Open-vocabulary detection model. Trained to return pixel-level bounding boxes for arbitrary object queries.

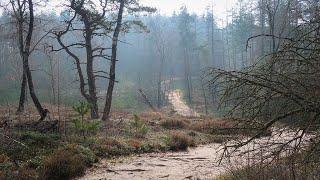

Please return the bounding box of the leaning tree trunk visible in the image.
[102,0,125,121]
[22,0,47,121]
[23,54,47,120]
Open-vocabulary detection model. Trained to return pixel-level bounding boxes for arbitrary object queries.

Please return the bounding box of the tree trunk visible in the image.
[23,54,47,120]
[138,89,157,112]
[26,0,46,120]
[15,0,47,120]
[184,48,192,105]
[102,0,125,121]
[201,81,208,115]
[157,57,164,108]
[259,0,266,57]
[157,72,162,108]
[84,20,99,119]
[17,72,27,113]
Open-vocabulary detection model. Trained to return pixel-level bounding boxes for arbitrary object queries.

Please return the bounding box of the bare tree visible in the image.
[3,0,48,120]
[148,16,172,109]
[101,0,125,121]
[101,0,155,121]
[177,7,195,105]
[53,0,111,119]
[208,1,320,159]
[53,0,154,120]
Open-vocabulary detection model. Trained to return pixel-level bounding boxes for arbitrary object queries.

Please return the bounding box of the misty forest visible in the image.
[0,0,319,179]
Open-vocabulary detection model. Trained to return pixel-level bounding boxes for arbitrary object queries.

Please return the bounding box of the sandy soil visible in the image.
[167,90,199,117]
[80,144,226,180]
[79,90,310,180]
[79,130,309,180]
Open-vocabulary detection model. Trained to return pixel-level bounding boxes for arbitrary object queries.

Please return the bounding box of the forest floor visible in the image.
[80,129,308,180]
[80,89,226,179]
[0,89,302,179]
[79,89,310,180]
[0,89,237,180]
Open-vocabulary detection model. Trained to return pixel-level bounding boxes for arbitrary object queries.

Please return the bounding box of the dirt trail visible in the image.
[80,90,225,180]
[80,130,309,180]
[79,90,309,180]
[167,90,199,117]
[161,79,199,117]
[80,144,226,180]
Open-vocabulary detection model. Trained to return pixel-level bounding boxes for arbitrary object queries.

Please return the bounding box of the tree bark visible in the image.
[16,0,26,114]
[26,0,47,120]
[54,0,106,119]
[17,72,27,113]
[102,0,125,121]
[183,48,192,105]
[23,54,47,119]
[84,18,99,119]
[157,57,164,108]
[14,0,47,120]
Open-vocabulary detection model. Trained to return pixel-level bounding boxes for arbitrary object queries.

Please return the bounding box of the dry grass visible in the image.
[0,167,38,180]
[0,105,250,179]
[41,149,86,180]
[90,138,132,158]
[160,118,190,129]
[166,130,195,151]
[218,154,320,180]
[192,119,236,135]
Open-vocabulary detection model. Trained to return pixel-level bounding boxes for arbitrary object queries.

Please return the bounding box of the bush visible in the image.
[161,119,188,129]
[0,167,38,180]
[0,131,61,163]
[72,119,102,136]
[0,153,14,171]
[41,149,86,180]
[20,131,61,148]
[72,101,102,138]
[164,131,195,151]
[191,119,257,136]
[192,119,232,135]
[64,144,98,166]
[91,138,132,158]
[0,154,11,163]
[127,114,149,138]
[218,152,320,180]
[127,139,143,150]
[26,156,43,169]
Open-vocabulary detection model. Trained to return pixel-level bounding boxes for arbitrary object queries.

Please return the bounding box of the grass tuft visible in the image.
[164,131,195,151]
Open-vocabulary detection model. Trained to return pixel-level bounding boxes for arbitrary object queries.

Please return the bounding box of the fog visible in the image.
[0,0,320,179]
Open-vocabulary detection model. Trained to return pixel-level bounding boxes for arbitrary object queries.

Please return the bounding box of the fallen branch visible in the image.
[138,88,158,112]
[116,168,148,172]
[1,132,28,149]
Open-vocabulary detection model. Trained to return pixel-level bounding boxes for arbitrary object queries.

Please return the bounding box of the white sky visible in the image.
[1,0,237,27]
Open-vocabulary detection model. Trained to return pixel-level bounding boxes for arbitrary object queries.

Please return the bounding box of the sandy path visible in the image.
[79,131,309,180]
[80,144,226,180]
[79,90,224,180]
[161,78,199,117]
[167,90,199,117]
